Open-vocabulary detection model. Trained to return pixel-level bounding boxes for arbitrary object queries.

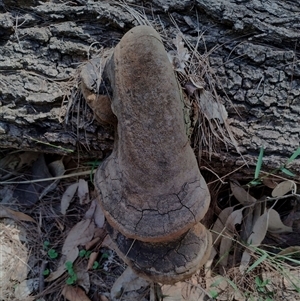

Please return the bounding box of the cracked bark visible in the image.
[1,0,300,177]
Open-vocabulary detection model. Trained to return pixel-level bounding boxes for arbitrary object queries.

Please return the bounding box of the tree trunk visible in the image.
[1,0,299,178]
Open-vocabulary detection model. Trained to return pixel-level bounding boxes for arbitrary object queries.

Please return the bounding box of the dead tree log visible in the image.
[0,0,299,178]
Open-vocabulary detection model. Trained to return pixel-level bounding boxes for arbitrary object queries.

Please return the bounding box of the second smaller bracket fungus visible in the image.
[107,222,212,284]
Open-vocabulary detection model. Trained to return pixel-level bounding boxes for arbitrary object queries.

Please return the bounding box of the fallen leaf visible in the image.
[230,181,257,205]
[276,246,300,257]
[62,219,95,255]
[61,183,79,215]
[211,207,234,247]
[268,209,293,233]
[262,177,279,189]
[247,211,268,246]
[101,235,115,251]
[85,237,101,250]
[78,179,90,205]
[0,205,36,223]
[111,267,149,300]
[239,211,269,273]
[219,234,233,267]
[271,180,296,197]
[87,251,99,270]
[39,158,65,199]
[94,202,105,228]
[62,285,91,301]
[84,199,97,219]
[239,250,251,274]
[219,209,244,267]
[169,33,190,72]
[48,159,65,177]
[14,278,39,300]
[225,208,244,233]
[198,90,228,124]
[76,261,91,293]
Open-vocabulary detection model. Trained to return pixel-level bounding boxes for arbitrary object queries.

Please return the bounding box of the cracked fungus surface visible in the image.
[95,26,210,243]
[95,152,210,243]
[107,222,211,283]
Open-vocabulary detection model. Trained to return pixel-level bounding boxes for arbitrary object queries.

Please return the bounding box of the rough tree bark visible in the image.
[0,0,299,178]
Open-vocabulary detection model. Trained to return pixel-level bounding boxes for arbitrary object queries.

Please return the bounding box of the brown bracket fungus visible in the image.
[82,26,212,284]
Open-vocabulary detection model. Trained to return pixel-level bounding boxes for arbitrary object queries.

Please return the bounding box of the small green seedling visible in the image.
[248,146,300,187]
[92,261,99,269]
[47,249,58,259]
[209,289,219,299]
[255,276,269,293]
[43,241,50,250]
[65,261,77,285]
[78,249,92,259]
[43,269,50,276]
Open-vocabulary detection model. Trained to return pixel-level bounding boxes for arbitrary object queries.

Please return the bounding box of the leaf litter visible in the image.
[1,7,300,301]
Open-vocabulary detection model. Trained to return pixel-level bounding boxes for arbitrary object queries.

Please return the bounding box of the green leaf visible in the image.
[79,250,87,257]
[47,249,58,259]
[93,261,99,269]
[255,147,264,179]
[65,261,73,269]
[287,147,300,164]
[85,250,92,259]
[281,167,296,177]
[66,277,75,285]
[43,269,50,276]
[209,289,219,299]
[43,241,50,250]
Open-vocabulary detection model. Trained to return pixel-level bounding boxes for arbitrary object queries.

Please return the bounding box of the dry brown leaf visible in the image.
[78,179,90,205]
[0,152,39,176]
[61,183,79,215]
[39,158,65,199]
[262,177,279,189]
[87,251,99,270]
[219,209,244,267]
[48,159,65,177]
[84,198,97,219]
[198,90,227,124]
[205,249,218,298]
[225,208,244,233]
[211,207,234,247]
[85,237,101,250]
[0,205,36,223]
[247,211,268,246]
[94,202,105,228]
[14,278,39,300]
[101,235,115,250]
[111,267,149,300]
[62,285,91,301]
[268,209,293,233]
[62,219,95,255]
[239,250,251,274]
[169,33,190,72]
[239,211,269,273]
[271,180,296,197]
[276,246,300,257]
[76,261,90,293]
[45,247,78,282]
[230,181,257,205]
[219,234,233,267]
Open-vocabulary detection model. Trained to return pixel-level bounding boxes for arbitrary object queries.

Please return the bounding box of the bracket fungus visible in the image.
[81,26,211,283]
